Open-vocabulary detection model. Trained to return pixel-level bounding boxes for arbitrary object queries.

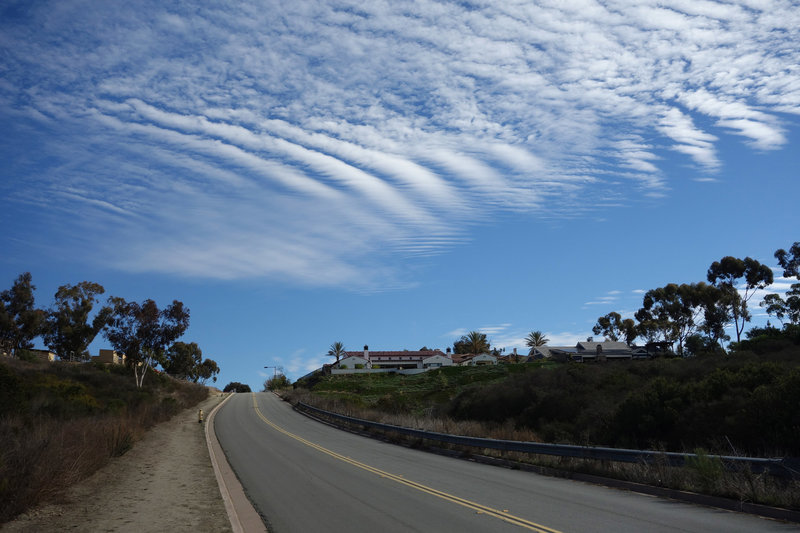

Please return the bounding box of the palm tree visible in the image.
[465,331,490,355]
[327,341,346,363]
[525,331,549,355]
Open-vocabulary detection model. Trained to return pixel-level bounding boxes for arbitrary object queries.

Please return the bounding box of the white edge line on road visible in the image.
[206,392,268,533]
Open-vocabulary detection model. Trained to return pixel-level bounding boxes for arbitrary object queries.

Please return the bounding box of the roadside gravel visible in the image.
[2,393,233,533]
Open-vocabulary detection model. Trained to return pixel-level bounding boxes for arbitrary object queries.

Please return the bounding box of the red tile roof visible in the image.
[344,349,447,359]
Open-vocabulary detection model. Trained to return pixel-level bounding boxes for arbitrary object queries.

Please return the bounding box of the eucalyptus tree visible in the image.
[163,341,218,384]
[163,341,202,379]
[104,297,190,388]
[43,281,111,361]
[761,292,800,325]
[775,242,800,279]
[707,256,774,342]
[699,284,733,349]
[524,331,549,355]
[0,272,45,356]
[762,242,800,326]
[327,341,346,363]
[635,283,711,356]
[592,312,638,345]
[194,358,220,385]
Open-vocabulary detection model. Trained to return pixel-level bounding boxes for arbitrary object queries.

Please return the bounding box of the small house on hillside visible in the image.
[335,354,369,370]
[92,349,126,365]
[450,353,474,366]
[631,346,650,359]
[531,340,636,362]
[575,341,633,361]
[25,349,57,362]
[527,345,566,360]
[529,345,577,362]
[469,353,498,366]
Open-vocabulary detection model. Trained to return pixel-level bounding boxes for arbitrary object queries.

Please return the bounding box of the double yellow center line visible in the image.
[251,394,562,533]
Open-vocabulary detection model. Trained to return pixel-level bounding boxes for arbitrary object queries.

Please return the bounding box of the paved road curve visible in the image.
[214,393,794,533]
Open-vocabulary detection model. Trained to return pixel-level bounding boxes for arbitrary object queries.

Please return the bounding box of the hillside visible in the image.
[293,348,800,457]
[0,356,209,523]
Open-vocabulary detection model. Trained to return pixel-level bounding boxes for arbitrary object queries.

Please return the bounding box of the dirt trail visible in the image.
[3,394,233,533]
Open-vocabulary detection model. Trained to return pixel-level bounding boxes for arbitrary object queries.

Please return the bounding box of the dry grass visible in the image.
[285,389,540,442]
[0,358,209,524]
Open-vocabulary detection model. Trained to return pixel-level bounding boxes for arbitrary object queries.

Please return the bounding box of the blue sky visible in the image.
[2,0,799,390]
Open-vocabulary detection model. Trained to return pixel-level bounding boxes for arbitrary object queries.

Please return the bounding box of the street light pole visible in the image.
[264,366,277,378]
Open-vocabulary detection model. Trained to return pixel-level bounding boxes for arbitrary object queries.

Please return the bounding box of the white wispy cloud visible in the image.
[1,0,798,286]
[583,290,624,306]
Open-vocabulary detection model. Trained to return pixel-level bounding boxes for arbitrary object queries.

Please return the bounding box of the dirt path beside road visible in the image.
[3,393,233,533]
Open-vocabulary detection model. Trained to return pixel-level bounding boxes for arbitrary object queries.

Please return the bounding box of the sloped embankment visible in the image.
[0,357,209,524]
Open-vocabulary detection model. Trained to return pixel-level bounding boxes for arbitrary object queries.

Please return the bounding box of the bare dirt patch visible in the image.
[2,394,232,533]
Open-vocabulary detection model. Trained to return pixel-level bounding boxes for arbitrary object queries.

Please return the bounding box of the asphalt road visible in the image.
[214,393,795,533]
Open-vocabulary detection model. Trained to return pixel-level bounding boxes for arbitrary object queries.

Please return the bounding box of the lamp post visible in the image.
[264,366,277,378]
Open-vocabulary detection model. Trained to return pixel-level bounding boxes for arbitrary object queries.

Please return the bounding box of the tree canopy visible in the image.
[0,273,45,356]
[264,373,291,391]
[635,283,713,355]
[763,242,800,326]
[42,281,111,361]
[163,341,219,384]
[592,313,637,345]
[775,242,800,279]
[707,256,773,343]
[194,358,220,385]
[104,297,190,387]
[593,250,783,355]
[223,382,251,393]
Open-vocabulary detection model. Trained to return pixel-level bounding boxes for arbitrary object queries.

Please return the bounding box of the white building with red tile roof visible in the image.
[331,345,453,374]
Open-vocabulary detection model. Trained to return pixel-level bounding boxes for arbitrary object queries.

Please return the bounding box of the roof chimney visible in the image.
[364,345,369,359]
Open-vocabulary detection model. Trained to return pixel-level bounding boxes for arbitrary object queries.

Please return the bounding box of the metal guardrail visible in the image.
[296,402,798,478]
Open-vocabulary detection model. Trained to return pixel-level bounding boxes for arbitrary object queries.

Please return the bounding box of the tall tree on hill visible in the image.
[707,256,774,343]
[761,291,800,326]
[635,283,710,356]
[164,341,220,384]
[524,331,549,355]
[195,358,220,385]
[699,284,733,350]
[327,341,346,363]
[763,242,800,325]
[775,242,800,279]
[223,382,251,393]
[454,331,490,355]
[0,272,45,356]
[592,312,638,345]
[42,281,111,361]
[104,297,190,388]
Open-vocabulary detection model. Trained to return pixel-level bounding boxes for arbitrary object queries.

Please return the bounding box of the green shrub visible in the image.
[160,396,179,416]
[16,350,39,363]
[223,381,251,393]
[686,449,725,493]
[0,363,24,416]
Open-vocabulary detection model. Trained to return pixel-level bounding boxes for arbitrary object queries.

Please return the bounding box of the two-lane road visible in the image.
[214,393,793,532]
